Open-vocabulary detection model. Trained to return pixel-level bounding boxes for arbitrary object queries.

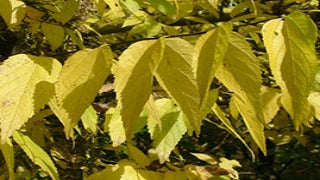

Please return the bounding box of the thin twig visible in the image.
[109,31,207,48]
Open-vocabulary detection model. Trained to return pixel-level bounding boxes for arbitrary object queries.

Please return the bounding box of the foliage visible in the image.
[0,0,320,179]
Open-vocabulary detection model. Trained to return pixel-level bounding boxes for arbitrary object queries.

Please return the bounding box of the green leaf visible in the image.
[212,104,255,160]
[155,38,201,134]
[194,23,232,106]
[86,160,163,180]
[53,0,80,24]
[0,140,15,179]
[114,39,164,137]
[263,12,318,129]
[0,54,61,142]
[261,86,281,124]
[49,45,113,138]
[81,106,98,135]
[149,0,176,17]
[216,33,266,154]
[13,131,59,180]
[42,23,65,51]
[148,99,187,164]
[0,0,26,27]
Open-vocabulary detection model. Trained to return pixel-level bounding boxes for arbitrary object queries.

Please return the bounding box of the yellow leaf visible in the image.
[308,92,320,120]
[216,32,266,154]
[185,164,228,179]
[263,12,318,129]
[86,160,162,180]
[127,143,152,167]
[0,54,61,142]
[262,19,286,89]
[0,140,14,179]
[53,0,80,24]
[0,0,26,27]
[229,96,239,119]
[164,170,187,180]
[219,158,241,179]
[81,106,98,135]
[42,23,65,51]
[191,153,218,165]
[207,0,219,9]
[26,6,44,21]
[261,86,281,124]
[174,0,194,21]
[145,96,162,131]
[50,45,113,138]
[149,0,176,17]
[106,106,126,146]
[155,38,201,134]
[200,89,218,119]
[212,104,255,160]
[148,98,187,164]
[114,39,164,137]
[13,132,59,180]
[194,23,232,106]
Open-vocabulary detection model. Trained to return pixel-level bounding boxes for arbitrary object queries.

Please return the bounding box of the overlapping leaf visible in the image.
[0,0,26,27]
[13,132,59,180]
[262,12,318,129]
[0,54,61,142]
[50,45,112,137]
[194,23,232,106]
[216,33,266,154]
[155,38,201,134]
[148,99,187,163]
[114,39,164,137]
